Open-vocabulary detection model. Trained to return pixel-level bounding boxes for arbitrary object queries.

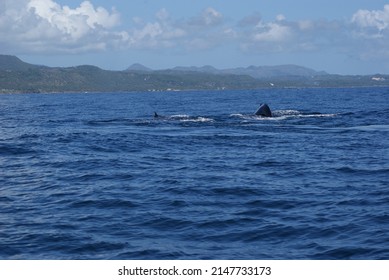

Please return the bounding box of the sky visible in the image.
[1,0,389,74]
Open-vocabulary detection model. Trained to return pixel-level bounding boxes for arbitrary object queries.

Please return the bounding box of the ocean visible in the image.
[0,87,388,259]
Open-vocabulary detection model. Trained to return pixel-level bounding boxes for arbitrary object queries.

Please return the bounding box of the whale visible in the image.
[254,103,272,117]
[154,104,273,119]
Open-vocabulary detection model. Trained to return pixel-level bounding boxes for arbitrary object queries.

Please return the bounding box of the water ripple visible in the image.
[1,88,388,259]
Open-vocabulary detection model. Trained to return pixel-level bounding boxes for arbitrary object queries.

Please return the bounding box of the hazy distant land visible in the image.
[1,55,388,93]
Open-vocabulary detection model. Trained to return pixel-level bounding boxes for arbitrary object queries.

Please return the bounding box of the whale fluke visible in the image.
[255,104,272,117]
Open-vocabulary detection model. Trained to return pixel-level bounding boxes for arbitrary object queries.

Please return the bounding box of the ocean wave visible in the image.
[230,110,336,121]
[180,117,214,122]
[2,88,388,260]
[154,114,214,122]
[341,125,389,132]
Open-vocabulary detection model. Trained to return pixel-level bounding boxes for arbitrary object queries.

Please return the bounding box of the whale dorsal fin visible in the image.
[255,104,272,117]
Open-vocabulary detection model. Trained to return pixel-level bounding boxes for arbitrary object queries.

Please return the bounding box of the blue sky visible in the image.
[1,0,389,74]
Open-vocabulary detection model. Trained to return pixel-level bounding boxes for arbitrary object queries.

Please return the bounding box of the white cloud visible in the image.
[122,9,186,49]
[253,22,292,42]
[349,5,389,61]
[202,7,223,26]
[239,13,352,55]
[0,0,120,52]
[352,4,389,31]
[1,1,389,66]
[237,15,297,53]
[0,2,345,55]
[0,3,227,53]
[185,7,224,28]
[121,7,225,50]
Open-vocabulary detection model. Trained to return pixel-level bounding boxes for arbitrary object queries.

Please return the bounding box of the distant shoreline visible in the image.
[2,85,389,95]
[1,54,389,93]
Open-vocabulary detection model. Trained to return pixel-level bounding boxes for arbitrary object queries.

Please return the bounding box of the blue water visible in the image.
[0,88,388,260]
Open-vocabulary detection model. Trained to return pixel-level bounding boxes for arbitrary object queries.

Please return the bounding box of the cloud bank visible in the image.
[1,0,389,62]
[0,0,120,52]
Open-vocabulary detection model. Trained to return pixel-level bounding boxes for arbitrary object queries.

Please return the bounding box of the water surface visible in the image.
[0,87,388,259]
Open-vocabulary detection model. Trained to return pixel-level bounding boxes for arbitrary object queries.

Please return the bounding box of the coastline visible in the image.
[1,55,389,94]
[1,84,389,94]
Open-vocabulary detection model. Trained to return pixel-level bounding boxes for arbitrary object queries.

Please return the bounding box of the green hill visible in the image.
[0,56,264,93]
[0,55,41,71]
[1,55,388,93]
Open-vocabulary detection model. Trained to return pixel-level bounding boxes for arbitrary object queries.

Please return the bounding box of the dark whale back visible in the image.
[255,104,272,117]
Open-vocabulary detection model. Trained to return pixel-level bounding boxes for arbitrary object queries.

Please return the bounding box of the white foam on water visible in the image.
[181,117,214,123]
[170,114,190,119]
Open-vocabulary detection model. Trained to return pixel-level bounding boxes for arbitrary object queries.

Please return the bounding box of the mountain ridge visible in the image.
[126,63,152,72]
[169,64,328,79]
[127,63,327,79]
[1,54,388,93]
[0,55,42,71]
[0,54,330,79]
